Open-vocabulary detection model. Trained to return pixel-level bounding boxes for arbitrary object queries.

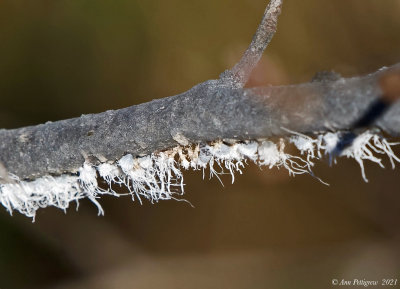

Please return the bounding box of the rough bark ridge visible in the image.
[0,0,399,181]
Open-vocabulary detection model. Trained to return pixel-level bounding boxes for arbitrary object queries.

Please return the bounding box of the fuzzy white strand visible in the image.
[0,130,398,220]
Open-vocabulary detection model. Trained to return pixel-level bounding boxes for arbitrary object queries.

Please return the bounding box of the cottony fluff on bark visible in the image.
[0,130,398,220]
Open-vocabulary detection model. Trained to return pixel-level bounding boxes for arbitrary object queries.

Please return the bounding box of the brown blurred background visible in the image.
[1,0,400,288]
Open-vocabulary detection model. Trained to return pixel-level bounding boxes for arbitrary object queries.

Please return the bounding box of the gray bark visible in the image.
[220,0,282,86]
[1,0,399,181]
[0,63,399,180]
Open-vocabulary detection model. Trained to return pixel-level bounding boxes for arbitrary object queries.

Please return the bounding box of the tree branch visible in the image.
[220,0,283,87]
[0,0,399,182]
[1,63,400,180]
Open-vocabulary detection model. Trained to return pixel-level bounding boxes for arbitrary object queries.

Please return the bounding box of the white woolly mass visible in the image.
[0,131,399,220]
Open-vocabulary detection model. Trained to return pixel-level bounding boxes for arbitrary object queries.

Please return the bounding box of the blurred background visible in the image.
[1,0,400,288]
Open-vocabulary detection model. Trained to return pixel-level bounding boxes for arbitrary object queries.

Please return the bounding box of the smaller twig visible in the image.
[220,0,283,87]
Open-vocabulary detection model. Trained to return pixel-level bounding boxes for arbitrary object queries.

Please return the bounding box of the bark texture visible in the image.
[1,0,399,181]
[0,63,399,180]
